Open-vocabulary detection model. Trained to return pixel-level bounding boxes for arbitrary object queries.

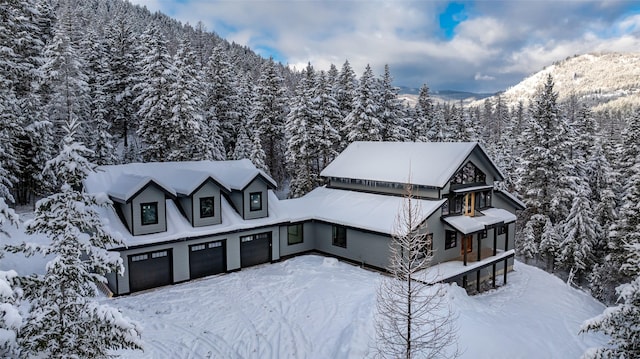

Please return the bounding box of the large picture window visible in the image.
[141,202,158,225]
[200,196,215,218]
[287,224,304,245]
[445,230,457,250]
[332,225,347,248]
[249,192,262,211]
[452,162,486,185]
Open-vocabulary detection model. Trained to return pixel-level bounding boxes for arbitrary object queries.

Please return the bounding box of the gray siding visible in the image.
[111,226,281,295]
[243,178,268,220]
[192,181,222,227]
[118,202,133,232]
[179,197,193,224]
[313,222,391,269]
[279,222,316,257]
[229,191,243,216]
[131,185,167,236]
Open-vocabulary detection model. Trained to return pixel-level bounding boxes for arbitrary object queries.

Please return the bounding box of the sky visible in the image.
[129,0,640,93]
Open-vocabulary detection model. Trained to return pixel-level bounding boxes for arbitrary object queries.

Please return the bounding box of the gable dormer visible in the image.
[175,175,230,227]
[108,175,176,236]
[227,173,277,220]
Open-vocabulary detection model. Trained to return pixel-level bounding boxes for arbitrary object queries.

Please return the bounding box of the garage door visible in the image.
[240,232,271,268]
[128,249,172,293]
[189,240,226,279]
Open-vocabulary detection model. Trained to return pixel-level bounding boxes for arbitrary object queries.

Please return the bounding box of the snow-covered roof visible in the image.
[320,141,503,188]
[85,159,276,201]
[442,208,517,234]
[100,191,286,249]
[107,174,176,202]
[280,187,445,235]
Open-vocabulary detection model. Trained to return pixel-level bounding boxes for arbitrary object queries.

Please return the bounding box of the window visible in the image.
[497,224,506,236]
[475,190,492,210]
[332,225,347,248]
[140,202,158,225]
[445,230,457,250]
[249,192,262,211]
[418,233,434,259]
[441,200,449,216]
[452,162,486,185]
[199,196,215,218]
[287,224,304,245]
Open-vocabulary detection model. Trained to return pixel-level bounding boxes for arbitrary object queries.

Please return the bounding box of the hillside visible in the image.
[472,52,640,112]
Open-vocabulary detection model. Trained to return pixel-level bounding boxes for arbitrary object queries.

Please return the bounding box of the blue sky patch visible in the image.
[439,2,469,39]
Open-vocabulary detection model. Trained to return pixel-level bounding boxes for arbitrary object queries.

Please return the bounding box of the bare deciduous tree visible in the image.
[375,183,459,359]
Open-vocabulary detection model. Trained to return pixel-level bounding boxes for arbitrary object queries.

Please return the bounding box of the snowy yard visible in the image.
[110,255,606,358]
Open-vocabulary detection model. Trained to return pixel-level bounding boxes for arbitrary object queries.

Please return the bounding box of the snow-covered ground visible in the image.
[108,255,606,359]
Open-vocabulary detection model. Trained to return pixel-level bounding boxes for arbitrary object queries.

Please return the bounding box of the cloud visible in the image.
[129,0,640,93]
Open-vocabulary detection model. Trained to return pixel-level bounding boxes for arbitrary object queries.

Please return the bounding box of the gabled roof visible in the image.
[107,174,176,203]
[320,141,504,188]
[85,159,277,200]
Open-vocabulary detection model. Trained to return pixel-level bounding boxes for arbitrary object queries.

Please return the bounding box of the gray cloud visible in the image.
[130,0,640,93]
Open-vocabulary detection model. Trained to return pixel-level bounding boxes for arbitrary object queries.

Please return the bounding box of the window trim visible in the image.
[140,202,159,226]
[445,230,457,250]
[199,196,215,218]
[249,192,262,212]
[332,225,347,248]
[287,223,304,245]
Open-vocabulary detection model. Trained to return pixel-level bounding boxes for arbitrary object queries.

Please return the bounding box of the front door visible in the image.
[461,235,473,256]
[463,193,475,216]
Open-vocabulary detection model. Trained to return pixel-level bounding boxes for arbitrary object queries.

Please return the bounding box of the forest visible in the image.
[1,0,639,357]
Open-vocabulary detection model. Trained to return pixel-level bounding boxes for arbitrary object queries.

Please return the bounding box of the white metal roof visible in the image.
[281,187,445,235]
[320,141,502,188]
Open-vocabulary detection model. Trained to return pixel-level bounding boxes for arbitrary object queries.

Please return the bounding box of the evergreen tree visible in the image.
[105,16,139,161]
[166,36,214,161]
[344,64,382,142]
[249,131,269,174]
[315,70,341,171]
[134,23,175,162]
[559,184,600,283]
[19,118,142,358]
[378,64,408,142]
[413,84,434,142]
[205,44,241,154]
[250,57,287,181]
[232,118,252,161]
[286,65,318,198]
[539,215,560,272]
[336,60,357,149]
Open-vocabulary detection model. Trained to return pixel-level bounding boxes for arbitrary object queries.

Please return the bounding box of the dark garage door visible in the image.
[240,232,271,268]
[128,249,172,293]
[189,240,226,279]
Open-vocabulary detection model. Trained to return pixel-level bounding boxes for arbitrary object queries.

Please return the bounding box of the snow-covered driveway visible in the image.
[112,255,606,358]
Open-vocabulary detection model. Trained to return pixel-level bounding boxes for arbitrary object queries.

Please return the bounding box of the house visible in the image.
[84,142,524,296]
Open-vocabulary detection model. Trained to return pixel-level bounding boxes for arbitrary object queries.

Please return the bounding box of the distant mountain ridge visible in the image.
[472,52,640,112]
[398,87,494,107]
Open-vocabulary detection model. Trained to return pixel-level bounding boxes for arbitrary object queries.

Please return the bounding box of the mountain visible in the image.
[398,88,495,107]
[471,52,640,112]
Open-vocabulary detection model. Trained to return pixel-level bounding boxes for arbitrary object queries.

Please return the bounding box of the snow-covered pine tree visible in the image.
[344,64,382,143]
[0,151,20,356]
[375,183,458,358]
[335,60,357,150]
[558,183,600,284]
[250,57,287,181]
[378,64,408,142]
[314,70,341,171]
[166,36,213,161]
[413,84,434,142]
[232,117,252,161]
[40,3,90,143]
[519,219,539,264]
[205,43,241,154]
[105,16,140,160]
[134,23,175,162]
[249,131,269,174]
[581,232,640,358]
[19,118,142,358]
[539,215,560,272]
[286,64,318,198]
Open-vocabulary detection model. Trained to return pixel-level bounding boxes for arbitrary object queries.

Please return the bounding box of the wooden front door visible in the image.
[461,235,473,255]
[463,193,475,216]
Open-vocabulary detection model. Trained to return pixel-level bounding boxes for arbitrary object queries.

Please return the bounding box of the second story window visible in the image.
[452,162,486,186]
[249,192,262,211]
[141,202,158,225]
[200,197,215,218]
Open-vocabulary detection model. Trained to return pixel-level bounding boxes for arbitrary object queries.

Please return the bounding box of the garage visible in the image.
[189,240,226,279]
[128,249,173,293]
[240,232,272,268]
